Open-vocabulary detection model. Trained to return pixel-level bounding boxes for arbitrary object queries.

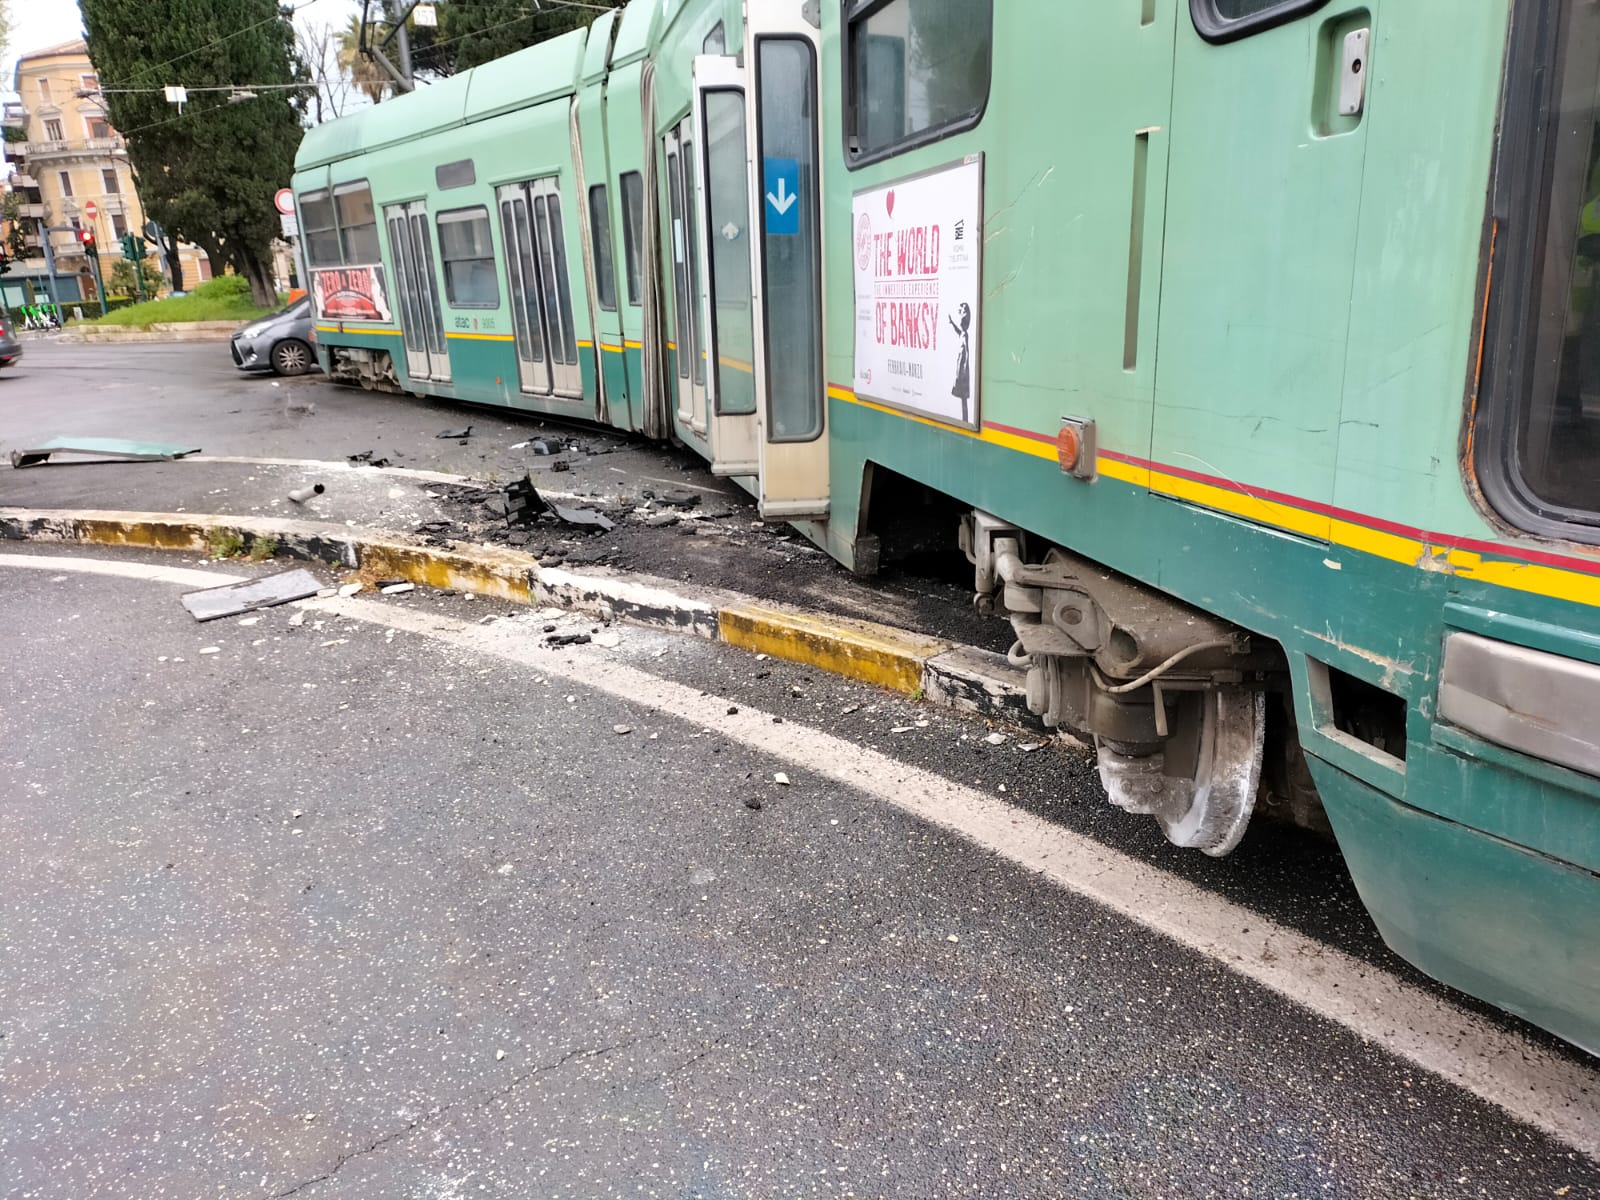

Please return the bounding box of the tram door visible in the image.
[384,201,450,383]
[497,179,584,399]
[691,54,760,477]
[745,1,829,520]
[664,121,709,433]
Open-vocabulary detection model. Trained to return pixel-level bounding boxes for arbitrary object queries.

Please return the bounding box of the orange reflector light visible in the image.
[1057,417,1098,481]
[1057,425,1081,473]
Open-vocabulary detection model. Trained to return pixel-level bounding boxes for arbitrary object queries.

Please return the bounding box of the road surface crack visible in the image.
[270,1038,640,1197]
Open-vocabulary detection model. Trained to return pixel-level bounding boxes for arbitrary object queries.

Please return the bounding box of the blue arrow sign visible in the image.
[763,157,800,236]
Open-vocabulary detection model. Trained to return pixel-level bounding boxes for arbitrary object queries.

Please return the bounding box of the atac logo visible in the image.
[855,211,872,272]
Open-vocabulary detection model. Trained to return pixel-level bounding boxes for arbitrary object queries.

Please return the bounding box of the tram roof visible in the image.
[295,28,590,171]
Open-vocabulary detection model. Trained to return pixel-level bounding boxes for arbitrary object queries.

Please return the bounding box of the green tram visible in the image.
[294,0,1600,1053]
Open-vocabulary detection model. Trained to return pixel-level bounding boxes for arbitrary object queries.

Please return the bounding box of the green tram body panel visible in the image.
[294,0,1600,1052]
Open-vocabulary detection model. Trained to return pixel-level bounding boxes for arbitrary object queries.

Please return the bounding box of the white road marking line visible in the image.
[0,553,247,589]
[8,550,1599,1157]
[187,455,608,505]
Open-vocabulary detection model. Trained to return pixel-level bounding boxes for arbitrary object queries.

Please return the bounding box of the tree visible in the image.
[298,20,353,122]
[108,253,166,298]
[1,191,32,263]
[79,0,308,307]
[336,15,391,105]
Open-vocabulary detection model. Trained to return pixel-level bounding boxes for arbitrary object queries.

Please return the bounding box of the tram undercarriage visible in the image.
[962,510,1308,857]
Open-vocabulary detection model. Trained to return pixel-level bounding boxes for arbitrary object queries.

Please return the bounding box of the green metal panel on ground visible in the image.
[1154,3,1379,510]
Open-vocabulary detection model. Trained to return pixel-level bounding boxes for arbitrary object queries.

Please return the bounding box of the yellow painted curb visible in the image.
[718,603,950,695]
[0,509,535,605]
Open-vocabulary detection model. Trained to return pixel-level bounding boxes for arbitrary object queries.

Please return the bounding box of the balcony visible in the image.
[16,202,45,219]
[22,136,125,161]
[11,174,37,190]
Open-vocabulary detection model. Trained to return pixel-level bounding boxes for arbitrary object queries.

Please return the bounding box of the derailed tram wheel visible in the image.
[1096,687,1266,858]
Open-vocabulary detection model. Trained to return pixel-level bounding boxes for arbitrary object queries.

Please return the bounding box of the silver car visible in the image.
[230,296,317,376]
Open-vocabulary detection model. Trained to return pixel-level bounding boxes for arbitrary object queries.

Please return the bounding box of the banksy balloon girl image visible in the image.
[851,156,984,430]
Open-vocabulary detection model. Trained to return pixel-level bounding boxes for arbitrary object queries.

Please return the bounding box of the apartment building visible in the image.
[2,39,208,305]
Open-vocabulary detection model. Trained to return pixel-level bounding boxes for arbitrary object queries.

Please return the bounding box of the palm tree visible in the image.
[336,14,391,106]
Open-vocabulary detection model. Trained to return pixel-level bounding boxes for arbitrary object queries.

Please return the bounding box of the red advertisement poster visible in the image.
[312,265,392,323]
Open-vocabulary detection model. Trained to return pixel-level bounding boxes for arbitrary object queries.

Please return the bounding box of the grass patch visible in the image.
[209,528,246,559]
[247,535,279,562]
[86,276,278,329]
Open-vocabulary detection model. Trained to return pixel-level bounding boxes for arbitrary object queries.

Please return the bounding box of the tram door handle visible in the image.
[1338,28,1370,117]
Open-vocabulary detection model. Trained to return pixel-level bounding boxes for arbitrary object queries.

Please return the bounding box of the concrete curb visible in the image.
[0,505,1049,735]
[58,322,239,345]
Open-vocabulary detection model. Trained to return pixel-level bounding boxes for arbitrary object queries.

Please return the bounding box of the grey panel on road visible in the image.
[180,567,321,621]
[10,436,201,468]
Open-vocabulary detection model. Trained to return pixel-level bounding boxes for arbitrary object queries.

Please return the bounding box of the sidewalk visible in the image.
[0,344,1042,734]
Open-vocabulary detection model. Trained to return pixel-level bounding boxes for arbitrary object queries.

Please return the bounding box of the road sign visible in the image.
[274,188,295,216]
[763,157,800,237]
[83,201,98,221]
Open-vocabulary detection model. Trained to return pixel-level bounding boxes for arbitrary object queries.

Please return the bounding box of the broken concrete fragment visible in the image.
[337,582,362,597]
[180,567,323,622]
[985,732,1007,746]
[774,772,790,786]
[436,425,473,439]
[381,582,415,595]
[613,724,633,735]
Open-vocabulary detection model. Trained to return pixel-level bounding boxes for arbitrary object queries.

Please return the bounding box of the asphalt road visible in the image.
[0,339,998,647]
[2,544,1597,1199]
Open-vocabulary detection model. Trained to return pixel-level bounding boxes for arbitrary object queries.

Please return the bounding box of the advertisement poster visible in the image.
[312,265,391,323]
[852,156,983,429]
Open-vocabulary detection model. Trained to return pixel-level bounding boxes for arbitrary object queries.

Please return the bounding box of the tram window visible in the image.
[704,23,726,55]
[301,190,340,267]
[757,37,823,441]
[1190,0,1332,43]
[334,183,380,263]
[844,0,992,165]
[589,184,618,312]
[436,207,499,308]
[619,171,644,306]
[435,159,476,190]
[1488,0,1600,529]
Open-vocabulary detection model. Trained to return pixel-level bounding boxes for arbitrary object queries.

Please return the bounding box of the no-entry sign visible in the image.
[274,188,295,216]
[83,200,98,221]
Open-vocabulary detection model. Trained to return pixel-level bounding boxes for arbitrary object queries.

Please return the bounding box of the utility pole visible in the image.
[365,0,416,94]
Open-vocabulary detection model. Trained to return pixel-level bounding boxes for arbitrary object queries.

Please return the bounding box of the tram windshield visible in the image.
[1519,1,1600,519]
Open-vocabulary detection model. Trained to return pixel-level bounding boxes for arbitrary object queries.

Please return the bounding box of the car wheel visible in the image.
[271,338,313,376]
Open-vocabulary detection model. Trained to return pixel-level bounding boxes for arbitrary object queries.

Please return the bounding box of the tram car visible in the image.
[293,0,1600,1053]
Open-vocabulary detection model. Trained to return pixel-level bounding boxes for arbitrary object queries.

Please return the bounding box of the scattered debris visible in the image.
[288,483,325,503]
[774,772,790,786]
[11,436,201,469]
[381,582,415,595]
[985,732,1006,746]
[643,487,701,509]
[321,639,348,648]
[613,724,633,735]
[947,934,960,944]
[509,441,529,451]
[288,610,307,627]
[437,425,473,440]
[744,797,763,811]
[346,450,391,467]
[841,704,860,715]
[180,567,322,622]
[726,706,739,716]
[530,439,552,455]
[891,725,916,734]
[1018,741,1046,753]
[547,632,591,647]
[591,631,622,648]
[337,582,363,598]
[496,1049,507,1061]
[199,646,221,655]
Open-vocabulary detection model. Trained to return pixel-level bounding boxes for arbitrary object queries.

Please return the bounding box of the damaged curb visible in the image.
[0,505,1049,735]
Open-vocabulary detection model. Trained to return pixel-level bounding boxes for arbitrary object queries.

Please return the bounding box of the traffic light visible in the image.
[120,232,140,261]
[78,228,98,257]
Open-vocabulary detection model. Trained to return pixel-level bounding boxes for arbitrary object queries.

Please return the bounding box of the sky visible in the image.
[4,0,367,90]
